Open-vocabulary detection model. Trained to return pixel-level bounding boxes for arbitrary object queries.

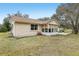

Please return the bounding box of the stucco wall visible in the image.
[14,23,41,37]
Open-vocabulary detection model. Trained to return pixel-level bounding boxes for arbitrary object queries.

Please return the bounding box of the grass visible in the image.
[0,32,79,56]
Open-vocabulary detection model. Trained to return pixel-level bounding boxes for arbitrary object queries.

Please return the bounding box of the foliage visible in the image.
[51,14,59,20]
[38,17,51,21]
[3,17,11,31]
[56,3,79,34]
[14,11,29,18]
[0,25,8,32]
[14,11,22,17]
[0,17,11,32]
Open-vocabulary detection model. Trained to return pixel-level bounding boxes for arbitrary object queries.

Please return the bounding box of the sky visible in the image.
[0,3,60,23]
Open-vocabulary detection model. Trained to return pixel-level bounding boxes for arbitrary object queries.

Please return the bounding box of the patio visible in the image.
[41,32,70,36]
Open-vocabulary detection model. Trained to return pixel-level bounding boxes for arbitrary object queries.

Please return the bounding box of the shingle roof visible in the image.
[10,16,58,25]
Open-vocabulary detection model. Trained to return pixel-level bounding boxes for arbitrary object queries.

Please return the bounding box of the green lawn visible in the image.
[0,32,79,56]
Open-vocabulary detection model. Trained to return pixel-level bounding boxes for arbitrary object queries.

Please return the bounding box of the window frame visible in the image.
[31,24,38,30]
[45,28,48,32]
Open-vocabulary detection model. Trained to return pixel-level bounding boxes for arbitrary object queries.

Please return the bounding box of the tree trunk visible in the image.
[73,26,78,34]
[73,14,79,34]
[74,29,78,34]
[70,16,79,34]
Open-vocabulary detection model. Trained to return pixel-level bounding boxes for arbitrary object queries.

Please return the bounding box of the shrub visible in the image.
[0,25,8,32]
[37,32,42,35]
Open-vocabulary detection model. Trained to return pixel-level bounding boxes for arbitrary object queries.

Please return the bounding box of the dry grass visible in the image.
[0,32,79,56]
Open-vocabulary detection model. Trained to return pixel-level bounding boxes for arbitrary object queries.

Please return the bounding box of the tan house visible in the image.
[9,16,59,37]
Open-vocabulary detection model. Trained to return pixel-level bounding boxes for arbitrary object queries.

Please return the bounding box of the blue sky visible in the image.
[0,3,60,23]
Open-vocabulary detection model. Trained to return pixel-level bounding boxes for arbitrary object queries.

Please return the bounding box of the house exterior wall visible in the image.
[13,23,41,37]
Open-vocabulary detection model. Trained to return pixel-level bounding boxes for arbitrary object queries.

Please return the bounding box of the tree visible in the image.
[23,14,29,18]
[51,14,59,20]
[3,17,11,31]
[56,3,79,34]
[14,11,22,17]
[0,25,8,32]
[38,17,50,21]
